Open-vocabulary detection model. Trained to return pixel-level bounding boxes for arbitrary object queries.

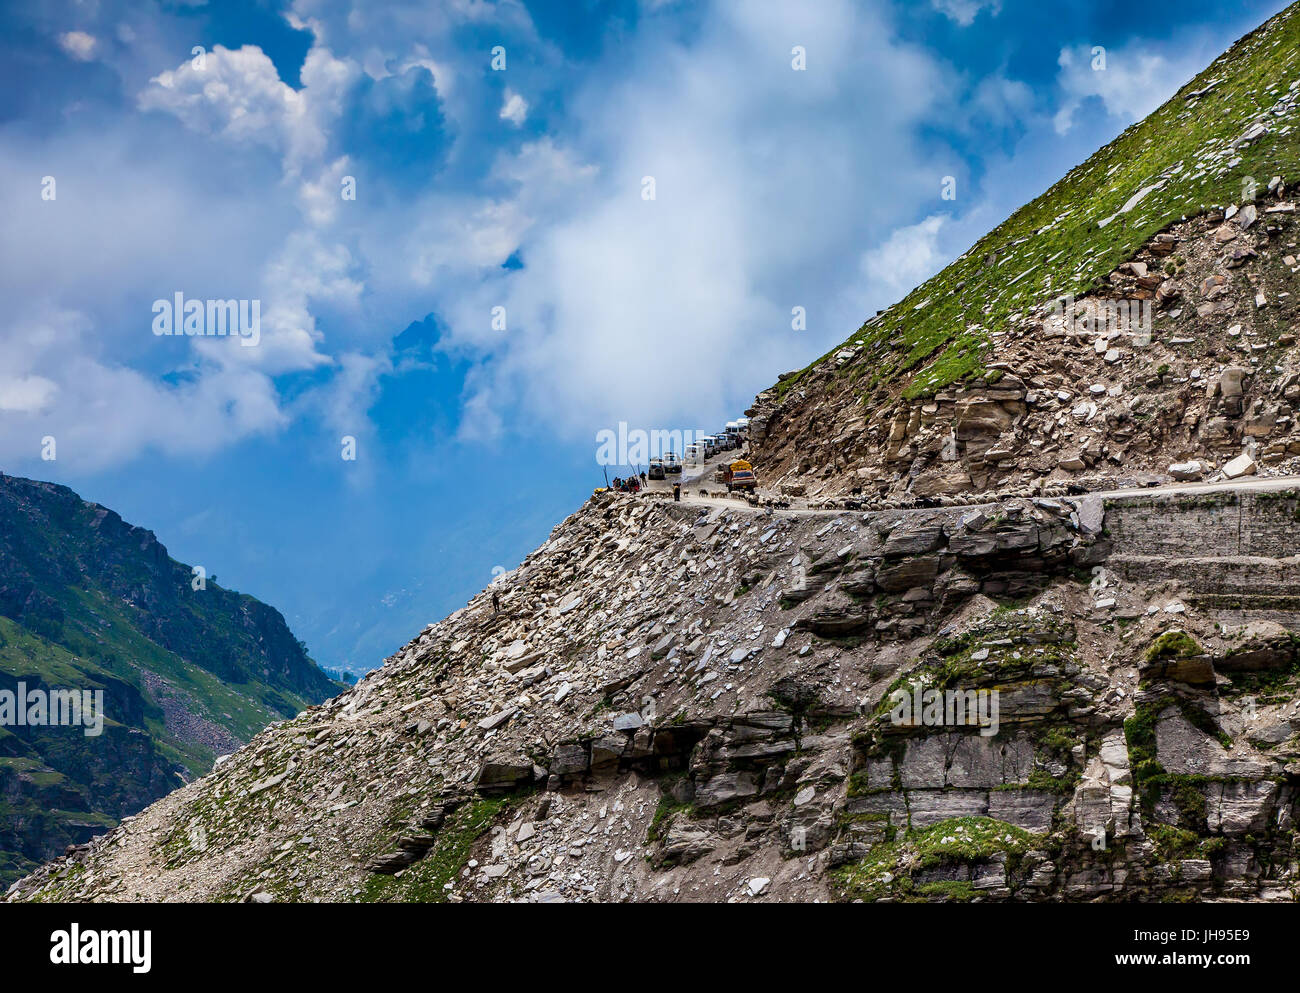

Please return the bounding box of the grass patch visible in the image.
[833,816,1041,902]
[772,7,1300,401]
[1144,631,1203,664]
[357,798,506,903]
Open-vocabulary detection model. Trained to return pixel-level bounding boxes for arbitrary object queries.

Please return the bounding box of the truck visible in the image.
[721,459,757,492]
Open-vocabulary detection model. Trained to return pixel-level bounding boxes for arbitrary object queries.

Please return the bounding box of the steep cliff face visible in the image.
[0,473,341,883]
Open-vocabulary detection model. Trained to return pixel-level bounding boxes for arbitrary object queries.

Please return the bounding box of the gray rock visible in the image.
[476,760,533,791]
[478,707,517,731]
[693,770,760,809]
[660,820,716,865]
[1223,453,1256,479]
[613,712,644,732]
[550,743,590,777]
[590,735,626,768]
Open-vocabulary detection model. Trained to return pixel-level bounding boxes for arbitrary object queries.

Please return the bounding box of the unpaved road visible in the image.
[634,448,1300,519]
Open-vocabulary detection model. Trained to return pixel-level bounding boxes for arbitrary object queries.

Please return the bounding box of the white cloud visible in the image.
[970,73,1034,129]
[456,378,504,443]
[1053,42,1205,134]
[57,31,98,61]
[432,0,961,437]
[859,214,948,302]
[499,88,528,126]
[0,305,286,471]
[200,230,361,375]
[139,45,328,173]
[0,374,58,413]
[2,0,1037,470]
[930,0,1000,27]
[296,155,354,226]
[285,0,548,127]
[297,350,393,467]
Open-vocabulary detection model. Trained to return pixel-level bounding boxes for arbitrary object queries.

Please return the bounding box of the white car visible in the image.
[684,443,705,464]
[663,452,682,473]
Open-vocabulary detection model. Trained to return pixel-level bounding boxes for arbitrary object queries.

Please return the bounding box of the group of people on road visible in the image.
[611,473,646,493]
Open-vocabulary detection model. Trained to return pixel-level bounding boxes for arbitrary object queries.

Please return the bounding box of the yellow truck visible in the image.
[721,459,757,493]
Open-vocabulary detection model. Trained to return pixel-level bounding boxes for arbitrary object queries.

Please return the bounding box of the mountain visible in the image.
[11,4,1300,903]
[0,472,342,884]
[747,4,1300,501]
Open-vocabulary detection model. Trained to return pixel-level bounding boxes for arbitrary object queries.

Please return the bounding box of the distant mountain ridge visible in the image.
[0,472,342,883]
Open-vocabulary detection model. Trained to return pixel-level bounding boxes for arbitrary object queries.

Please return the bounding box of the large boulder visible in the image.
[793,592,871,636]
[1214,621,1296,671]
[876,556,941,592]
[475,760,533,792]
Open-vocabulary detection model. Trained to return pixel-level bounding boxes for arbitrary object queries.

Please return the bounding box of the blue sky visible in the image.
[0,0,1287,674]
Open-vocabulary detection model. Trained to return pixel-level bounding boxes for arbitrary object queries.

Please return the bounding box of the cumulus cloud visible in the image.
[0,0,1040,470]
[0,304,285,471]
[57,30,97,60]
[859,214,949,302]
[499,88,528,126]
[197,230,356,375]
[0,374,58,413]
[432,0,962,438]
[1053,42,1205,134]
[296,351,394,474]
[0,111,307,469]
[139,45,328,172]
[969,73,1035,129]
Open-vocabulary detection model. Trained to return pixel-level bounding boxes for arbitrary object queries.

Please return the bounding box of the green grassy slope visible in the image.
[778,3,1300,403]
[0,473,344,883]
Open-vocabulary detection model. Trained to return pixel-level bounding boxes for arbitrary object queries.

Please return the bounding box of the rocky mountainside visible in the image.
[748,3,1300,503]
[10,6,1300,904]
[0,473,341,884]
[10,485,1300,903]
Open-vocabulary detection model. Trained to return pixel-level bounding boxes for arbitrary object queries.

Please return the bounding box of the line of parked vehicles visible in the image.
[647,418,749,480]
